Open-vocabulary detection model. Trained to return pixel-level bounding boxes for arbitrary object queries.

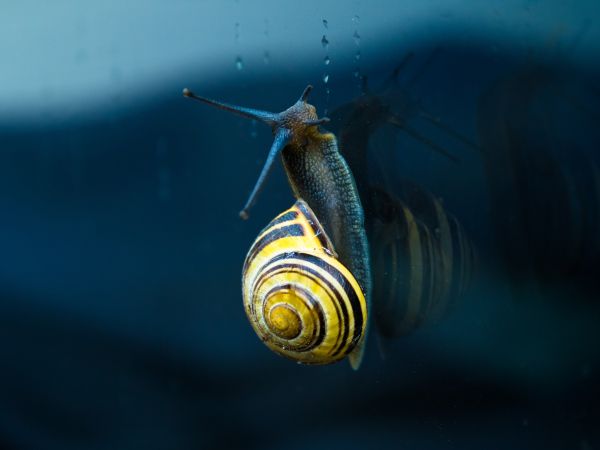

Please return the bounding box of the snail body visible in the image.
[280,127,371,319]
[183,86,371,369]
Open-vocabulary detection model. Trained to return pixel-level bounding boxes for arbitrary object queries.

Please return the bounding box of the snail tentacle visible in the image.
[239,128,292,220]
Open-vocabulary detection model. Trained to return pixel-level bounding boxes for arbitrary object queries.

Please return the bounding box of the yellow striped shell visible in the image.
[242,200,368,365]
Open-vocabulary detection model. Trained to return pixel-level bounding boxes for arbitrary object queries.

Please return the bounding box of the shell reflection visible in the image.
[331,52,477,340]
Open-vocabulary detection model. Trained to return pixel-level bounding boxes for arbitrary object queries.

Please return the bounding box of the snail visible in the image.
[182,73,476,366]
[183,85,371,369]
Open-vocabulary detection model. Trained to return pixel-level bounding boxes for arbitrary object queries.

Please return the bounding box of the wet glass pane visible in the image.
[1,1,599,449]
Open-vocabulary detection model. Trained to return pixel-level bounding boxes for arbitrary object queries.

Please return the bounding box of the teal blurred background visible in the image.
[0,1,599,449]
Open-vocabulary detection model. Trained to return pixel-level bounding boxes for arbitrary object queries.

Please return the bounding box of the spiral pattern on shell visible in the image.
[242,200,367,365]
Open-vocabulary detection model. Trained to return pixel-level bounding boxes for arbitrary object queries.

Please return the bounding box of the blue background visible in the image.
[1,1,599,449]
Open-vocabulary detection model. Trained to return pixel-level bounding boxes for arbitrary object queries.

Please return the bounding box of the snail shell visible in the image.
[242,200,367,365]
[370,186,476,337]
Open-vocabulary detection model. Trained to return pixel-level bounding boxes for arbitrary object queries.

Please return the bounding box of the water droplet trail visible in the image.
[235,56,244,70]
[352,15,362,87]
[263,18,270,65]
[321,19,331,114]
[234,21,243,71]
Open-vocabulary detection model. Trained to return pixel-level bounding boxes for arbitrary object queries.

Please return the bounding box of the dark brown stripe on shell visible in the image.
[269,210,299,227]
[263,283,325,352]
[244,224,305,272]
[287,252,363,356]
[252,261,342,353]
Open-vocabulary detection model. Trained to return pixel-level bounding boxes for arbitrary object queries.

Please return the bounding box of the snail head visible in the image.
[183,85,329,219]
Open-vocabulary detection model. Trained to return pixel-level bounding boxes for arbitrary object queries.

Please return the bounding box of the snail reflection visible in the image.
[329,54,477,338]
[182,60,476,367]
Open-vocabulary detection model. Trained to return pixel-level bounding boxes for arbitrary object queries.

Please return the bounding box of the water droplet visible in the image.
[321,35,329,48]
[352,15,360,24]
[234,22,240,41]
[353,30,361,45]
[354,51,361,62]
[322,19,328,29]
[353,70,360,78]
[323,74,329,84]
[250,120,258,138]
[324,55,330,65]
[263,51,270,64]
[235,56,243,70]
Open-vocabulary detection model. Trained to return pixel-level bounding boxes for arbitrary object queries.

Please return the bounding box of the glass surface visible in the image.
[1,1,598,449]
